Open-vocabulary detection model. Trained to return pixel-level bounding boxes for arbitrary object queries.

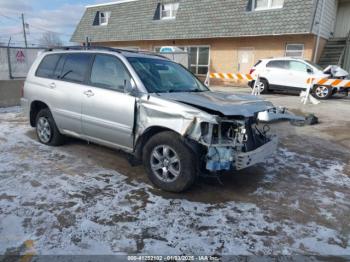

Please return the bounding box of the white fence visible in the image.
[0,46,45,80]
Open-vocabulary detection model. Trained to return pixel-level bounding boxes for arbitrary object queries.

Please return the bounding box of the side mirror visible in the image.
[124,79,136,94]
[307,68,313,74]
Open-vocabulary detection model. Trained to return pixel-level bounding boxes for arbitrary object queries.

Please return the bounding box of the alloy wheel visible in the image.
[315,86,329,98]
[256,81,265,92]
[37,117,51,143]
[150,145,181,183]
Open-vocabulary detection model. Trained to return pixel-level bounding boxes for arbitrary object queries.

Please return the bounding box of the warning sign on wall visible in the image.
[16,50,25,63]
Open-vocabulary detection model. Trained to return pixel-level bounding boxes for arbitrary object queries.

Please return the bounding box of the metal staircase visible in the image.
[318,37,347,68]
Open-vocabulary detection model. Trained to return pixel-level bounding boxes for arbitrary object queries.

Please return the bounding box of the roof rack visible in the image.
[45,45,121,53]
[44,45,169,59]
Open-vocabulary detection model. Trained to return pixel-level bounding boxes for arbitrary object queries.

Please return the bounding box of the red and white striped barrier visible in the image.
[307,78,350,88]
[209,73,254,81]
[205,72,262,96]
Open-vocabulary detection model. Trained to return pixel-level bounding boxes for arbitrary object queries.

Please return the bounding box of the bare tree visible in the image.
[39,32,63,47]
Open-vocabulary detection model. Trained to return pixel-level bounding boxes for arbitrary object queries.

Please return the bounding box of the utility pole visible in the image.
[21,13,28,48]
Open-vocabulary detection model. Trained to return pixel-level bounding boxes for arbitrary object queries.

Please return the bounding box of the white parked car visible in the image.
[248,57,349,99]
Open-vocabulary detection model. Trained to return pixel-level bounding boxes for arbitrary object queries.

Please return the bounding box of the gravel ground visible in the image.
[0,89,349,258]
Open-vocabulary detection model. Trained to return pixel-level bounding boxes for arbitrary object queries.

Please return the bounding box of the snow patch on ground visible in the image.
[0,109,349,256]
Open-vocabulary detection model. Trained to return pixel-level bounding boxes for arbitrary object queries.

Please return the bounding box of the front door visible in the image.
[82,54,136,150]
[238,48,255,74]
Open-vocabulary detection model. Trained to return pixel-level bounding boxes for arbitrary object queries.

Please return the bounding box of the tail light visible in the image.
[249,69,255,75]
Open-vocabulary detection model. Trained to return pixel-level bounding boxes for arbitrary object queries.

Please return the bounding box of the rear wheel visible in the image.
[142,131,197,192]
[312,85,333,100]
[35,108,65,146]
[251,79,269,94]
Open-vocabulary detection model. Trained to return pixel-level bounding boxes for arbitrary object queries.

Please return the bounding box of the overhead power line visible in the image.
[0,12,21,22]
[0,12,72,37]
[28,24,72,37]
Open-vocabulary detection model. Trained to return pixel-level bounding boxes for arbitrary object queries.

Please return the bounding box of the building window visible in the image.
[285,44,304,58]
[154,46,210,75]
[252,0,284,11]
[161,3,179,19]
[99,11,111,25]
[189,46,210,75]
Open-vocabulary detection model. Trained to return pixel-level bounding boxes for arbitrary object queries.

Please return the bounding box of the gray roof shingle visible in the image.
[71,0,315,43]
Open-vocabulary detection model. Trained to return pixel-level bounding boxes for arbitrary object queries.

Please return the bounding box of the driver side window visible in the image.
[90,54,131,91]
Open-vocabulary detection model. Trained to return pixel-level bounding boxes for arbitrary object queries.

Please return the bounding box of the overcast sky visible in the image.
[0,0,106,46]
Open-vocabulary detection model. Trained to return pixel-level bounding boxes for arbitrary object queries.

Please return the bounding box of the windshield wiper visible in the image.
[166,89,204,93]
[188,89,204,93]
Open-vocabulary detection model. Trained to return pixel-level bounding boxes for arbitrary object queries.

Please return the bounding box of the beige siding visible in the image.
[334,0,350,37]
[95,34,317,85]
[312,0,338,39]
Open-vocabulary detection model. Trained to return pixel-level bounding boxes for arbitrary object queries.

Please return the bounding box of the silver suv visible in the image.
[22,47,277,192]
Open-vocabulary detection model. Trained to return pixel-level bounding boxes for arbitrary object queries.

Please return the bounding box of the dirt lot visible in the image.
[0,88,349,257]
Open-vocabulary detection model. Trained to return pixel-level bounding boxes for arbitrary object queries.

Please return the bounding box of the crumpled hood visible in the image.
[156,91,274,117]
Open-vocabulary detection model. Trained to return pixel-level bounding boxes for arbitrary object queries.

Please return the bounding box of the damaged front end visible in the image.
[136,93,280,173]
[191,117,278,172]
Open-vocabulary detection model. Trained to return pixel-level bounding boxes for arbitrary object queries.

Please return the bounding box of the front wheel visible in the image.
[312,85,333,100]
[142,131,197,192]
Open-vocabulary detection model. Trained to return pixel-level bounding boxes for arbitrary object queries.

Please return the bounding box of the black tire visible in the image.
[35,108,65,146]
[251,79,269,94]
[312,85,333,100]
[142,131,197,192]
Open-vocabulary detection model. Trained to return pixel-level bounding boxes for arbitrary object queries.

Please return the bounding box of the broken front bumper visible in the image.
[206,137,278,172]
[236,136,278,170]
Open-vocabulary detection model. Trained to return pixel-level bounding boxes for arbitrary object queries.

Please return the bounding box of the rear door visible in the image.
[263,60,290,88]
[50,53,93,135]
[81,54,136,150]
[285,60,311,90]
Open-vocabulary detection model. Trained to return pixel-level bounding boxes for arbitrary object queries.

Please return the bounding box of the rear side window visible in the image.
[60,53,92,83]
[36,54,61,78]
[266,60,289,69]
[53,55,66,79]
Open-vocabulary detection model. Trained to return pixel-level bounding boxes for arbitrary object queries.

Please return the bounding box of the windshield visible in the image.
[305,60,324,71]
[127,57,209,93]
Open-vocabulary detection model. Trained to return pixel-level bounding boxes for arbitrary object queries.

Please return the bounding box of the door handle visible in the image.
[84,90,95,97]
[49,83,56,89]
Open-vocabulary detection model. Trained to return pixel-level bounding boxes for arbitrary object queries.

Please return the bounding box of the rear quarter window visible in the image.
[266,60,289,69]
[35,54,61,78]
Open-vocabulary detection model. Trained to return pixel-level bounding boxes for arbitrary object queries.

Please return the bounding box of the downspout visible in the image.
[313,0,326,63]
[310,0,320,33]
